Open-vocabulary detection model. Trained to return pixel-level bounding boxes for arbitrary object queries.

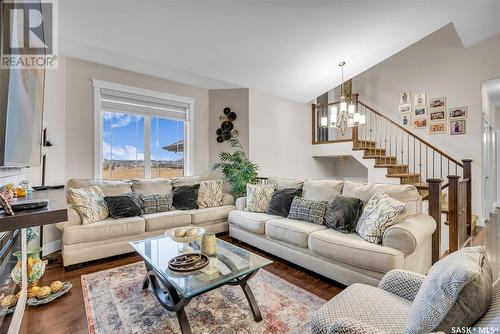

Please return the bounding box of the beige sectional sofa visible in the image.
[56,176,234,267]
[229,179,436,286]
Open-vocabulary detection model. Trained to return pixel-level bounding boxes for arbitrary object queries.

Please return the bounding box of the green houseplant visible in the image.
[213,137,258,198]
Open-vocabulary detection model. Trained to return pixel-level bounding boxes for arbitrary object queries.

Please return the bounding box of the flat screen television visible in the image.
[0,0,45,168]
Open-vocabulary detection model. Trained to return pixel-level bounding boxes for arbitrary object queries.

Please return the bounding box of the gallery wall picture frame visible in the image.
[399,103,411,114]
[413,106,427,118]
[428,97,447,111]
[400,90,411,104]
[413,92,426,107]
[400,113,411,127]
[429,122,446,135]
[448,106,468,120]
[413,118,427,129]
[429,110,446,122]
[450,119,466,135]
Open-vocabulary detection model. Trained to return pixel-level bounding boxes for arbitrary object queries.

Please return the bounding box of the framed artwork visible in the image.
[448,106,467,120]
[414,93,426,107]
[429,97,446,111]
[399,113,410,127]
[429,122,446,135]
[413,107,426,118]
[399,103,411,114]
[400,90,411,105]
[429,110,446,122]
[450,120,466,135]
[413,118,427,129]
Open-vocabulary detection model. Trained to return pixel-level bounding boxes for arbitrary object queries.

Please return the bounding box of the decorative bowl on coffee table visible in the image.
[165,227,205,253]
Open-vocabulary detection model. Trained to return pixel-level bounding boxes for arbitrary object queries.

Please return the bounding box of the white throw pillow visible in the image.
[246,183,276,213]
[302,179,344,201]
[68,186,109,224]
[356,191,407,244]
[197,180,224,208]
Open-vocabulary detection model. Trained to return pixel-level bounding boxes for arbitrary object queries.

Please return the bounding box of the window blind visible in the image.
[100,88,190,120]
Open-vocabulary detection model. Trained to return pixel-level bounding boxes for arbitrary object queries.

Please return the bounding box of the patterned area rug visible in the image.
[81,262,325,334]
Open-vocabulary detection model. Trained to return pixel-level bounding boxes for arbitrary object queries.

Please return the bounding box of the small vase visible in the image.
[201,233,217,257]
[11,247,46,298]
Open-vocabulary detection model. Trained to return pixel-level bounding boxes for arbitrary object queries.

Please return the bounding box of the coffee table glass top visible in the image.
[130,235,272,298]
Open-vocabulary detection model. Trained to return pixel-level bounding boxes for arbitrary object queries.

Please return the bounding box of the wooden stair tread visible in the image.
[374,164,408,168]
[363,155,396,159]
[386,173,420,178]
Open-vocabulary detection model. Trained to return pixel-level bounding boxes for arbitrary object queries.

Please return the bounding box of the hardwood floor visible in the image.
[19,234,344,334]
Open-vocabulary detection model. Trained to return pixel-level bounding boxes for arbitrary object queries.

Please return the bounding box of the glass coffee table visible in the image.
[129,235,272,334]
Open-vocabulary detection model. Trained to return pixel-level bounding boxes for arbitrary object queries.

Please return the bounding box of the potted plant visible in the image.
[213,137,258,198]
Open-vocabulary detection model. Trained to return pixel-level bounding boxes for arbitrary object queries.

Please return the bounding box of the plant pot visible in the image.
[11,247,46,298]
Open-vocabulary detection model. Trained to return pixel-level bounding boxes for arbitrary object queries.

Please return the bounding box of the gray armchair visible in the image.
[312,269,500,334]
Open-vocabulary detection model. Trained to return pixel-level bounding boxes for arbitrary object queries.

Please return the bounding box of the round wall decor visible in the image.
[216,107,237,143]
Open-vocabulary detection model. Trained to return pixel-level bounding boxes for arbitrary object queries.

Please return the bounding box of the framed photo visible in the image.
[399,113,410,127]
[448,106,467,120]
[413,118,427,129]
[413,107,427,118]
[429,97,446,110]
[399,103,411,114]
[414,92,426,107]
[429,122,446,135]
[429,110,446,122]
[450,120,466,135]
[400,90,411,104]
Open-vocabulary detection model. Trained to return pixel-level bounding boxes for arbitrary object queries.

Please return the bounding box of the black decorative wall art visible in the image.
[216,107,237,143]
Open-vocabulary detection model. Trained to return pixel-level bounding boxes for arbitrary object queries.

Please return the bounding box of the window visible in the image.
[94,81,193,179]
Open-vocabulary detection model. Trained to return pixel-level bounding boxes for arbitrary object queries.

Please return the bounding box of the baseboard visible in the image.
[43,239,62,256]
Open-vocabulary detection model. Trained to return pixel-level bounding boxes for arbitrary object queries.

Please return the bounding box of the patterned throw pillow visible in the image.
[246,183,276,213]
[68,186,109,224]
[287,196,328,225]
[355,191,407,244]
[139,193,174,214]
[197,180,224,208]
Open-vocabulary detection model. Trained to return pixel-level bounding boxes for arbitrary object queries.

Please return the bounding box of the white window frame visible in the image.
[92,79,194,179]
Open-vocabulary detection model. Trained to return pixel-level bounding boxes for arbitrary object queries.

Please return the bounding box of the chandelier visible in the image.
[320,62,365,134]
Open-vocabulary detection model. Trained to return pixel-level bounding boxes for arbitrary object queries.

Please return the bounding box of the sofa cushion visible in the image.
[172,184,200,210]
[308,229,405,273]
[229,210,280,234]
[312,283,411,334]
[267,188,302,217]
[302,179,344,201]
[187,205,234,225]
[197,180,224,208]
[142,211,191,231]
[324,195,364,233]
[287,197,328,225]
[246,183,276,213]
[139,193,174,213]
[67,179,132,198]
[267,176,304,189]
[131,178,172,195]
[171,174,212,187]
[265,218,326,248]
[67,186,109,224]
[407,246,493,334]
[104,194,142,219]
[63,216,145,245]
[342,181,421,218]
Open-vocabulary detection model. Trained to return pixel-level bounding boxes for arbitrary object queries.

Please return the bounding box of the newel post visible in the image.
[462,159,472,236]
[427,178,442,264]
[447,175,460,253]
[311,103,316,144]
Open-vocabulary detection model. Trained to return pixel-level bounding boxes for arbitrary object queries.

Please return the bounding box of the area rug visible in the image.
[81,262,325,334]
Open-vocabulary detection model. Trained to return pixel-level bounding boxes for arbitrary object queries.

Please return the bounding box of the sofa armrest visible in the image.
[54,207,82,231]
[222,193,235,206]
[235,197,247,211]
[326,318,386,334]
[382,213,436,255]
[378,269,426,302]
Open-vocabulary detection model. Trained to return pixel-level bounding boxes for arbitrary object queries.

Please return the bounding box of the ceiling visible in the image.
[60,1,500,102]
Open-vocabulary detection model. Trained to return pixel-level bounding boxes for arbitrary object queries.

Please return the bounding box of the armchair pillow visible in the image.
[356,191,407,244]
[267,187,302,217]
[139,193,174,213]
[104,193,142,218]
[197,180,224,208]
[406,246,492,334]
[324,195,364,233]
[67,186,109,224]
[287,196,328,225]
[246,183,276,213]
[172,184,200,210]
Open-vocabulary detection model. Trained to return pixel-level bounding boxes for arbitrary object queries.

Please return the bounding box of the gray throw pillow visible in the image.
[324,196,364,233]
[287,196,328,225]
[406,246,493,334]
[267,188,302,217]
[139,193,174,214]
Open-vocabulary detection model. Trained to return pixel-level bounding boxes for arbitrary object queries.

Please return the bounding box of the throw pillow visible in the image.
[406,246,493,334]
[287,196,328,225]
[172,184,200,210]
[139,193,174,214]
[246,183,276,213]
[324,196,364,233]
[197,180,224,208]
[302,179,344,201]
[355,191,407,243]
[68,186,109,224]
[104,193,142,218]
[267,187,303,217]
